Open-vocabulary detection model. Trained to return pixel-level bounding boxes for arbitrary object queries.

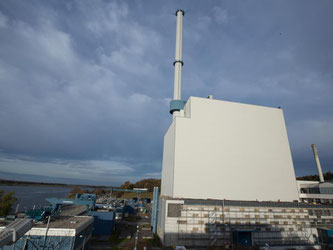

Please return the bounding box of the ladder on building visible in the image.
[208,203,220,247]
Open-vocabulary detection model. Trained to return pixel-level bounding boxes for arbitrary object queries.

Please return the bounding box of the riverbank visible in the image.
[0,179,108,188]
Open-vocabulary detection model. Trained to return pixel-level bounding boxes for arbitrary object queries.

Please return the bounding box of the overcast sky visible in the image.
[0,0,332,186]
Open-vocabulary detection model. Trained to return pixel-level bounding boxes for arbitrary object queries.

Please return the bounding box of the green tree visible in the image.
[120,181,134,190]
[297,171,333,182]
[0,191,17,216]
[133,178,161,192]
[93,188,106,196]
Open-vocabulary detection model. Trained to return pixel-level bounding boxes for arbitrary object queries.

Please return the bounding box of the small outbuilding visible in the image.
[88,211,115,236]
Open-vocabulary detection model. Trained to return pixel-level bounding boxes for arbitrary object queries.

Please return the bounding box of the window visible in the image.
[168,204,182,217]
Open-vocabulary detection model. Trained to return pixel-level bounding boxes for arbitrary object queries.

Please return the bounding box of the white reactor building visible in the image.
[156,10,333,249]
[160,10,299,202]
[161,96,299,202]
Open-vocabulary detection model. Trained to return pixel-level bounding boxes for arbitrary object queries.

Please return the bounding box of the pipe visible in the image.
[311,144,325,183]
[172,10,184,118]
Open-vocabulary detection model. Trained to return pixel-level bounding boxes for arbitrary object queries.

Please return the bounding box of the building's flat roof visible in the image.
[0,216,93,237]
[26,216,93,237]
[189,96,281,111]
[34,216,92,229]
[297,180,319,184]
[299,181,333,189]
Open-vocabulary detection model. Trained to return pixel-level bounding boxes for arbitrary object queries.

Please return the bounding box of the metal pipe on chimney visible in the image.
[311,144,325,183]
[173,10,184,118]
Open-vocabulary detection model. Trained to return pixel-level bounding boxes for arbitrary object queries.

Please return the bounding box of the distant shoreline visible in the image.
[0,179,109,188]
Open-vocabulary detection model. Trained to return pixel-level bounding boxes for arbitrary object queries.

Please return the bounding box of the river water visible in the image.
[0,185,72,212]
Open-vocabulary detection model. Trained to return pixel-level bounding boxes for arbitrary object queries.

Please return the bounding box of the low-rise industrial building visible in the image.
[296,144,333,205]
[1,216,93,249]
[157,197,333,248]
[298,180,333,205]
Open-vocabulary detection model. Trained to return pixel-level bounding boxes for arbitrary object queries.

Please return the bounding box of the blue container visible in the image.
[88,211,115,236]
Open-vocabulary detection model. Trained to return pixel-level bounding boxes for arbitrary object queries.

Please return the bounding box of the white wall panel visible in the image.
[161,121,176,196]
[161,97,299,201]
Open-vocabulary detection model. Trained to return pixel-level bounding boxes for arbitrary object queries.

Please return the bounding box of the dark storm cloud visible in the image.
[0,0,332,185]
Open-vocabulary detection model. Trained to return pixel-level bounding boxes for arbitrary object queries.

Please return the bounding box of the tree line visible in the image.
[120,178,161,192]
[296,171,333,181]
[66,178,161,198]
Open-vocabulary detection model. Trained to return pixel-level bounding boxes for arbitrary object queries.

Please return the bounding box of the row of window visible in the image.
[301,187,333,194]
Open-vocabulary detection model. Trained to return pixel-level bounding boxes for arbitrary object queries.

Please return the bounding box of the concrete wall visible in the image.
[161,120,176,197]
[157,197,166,242]
[161,97,299,201]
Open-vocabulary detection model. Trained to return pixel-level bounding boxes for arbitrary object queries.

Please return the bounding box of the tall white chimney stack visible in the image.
[171,9,185,118]
[311,144,325,183]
